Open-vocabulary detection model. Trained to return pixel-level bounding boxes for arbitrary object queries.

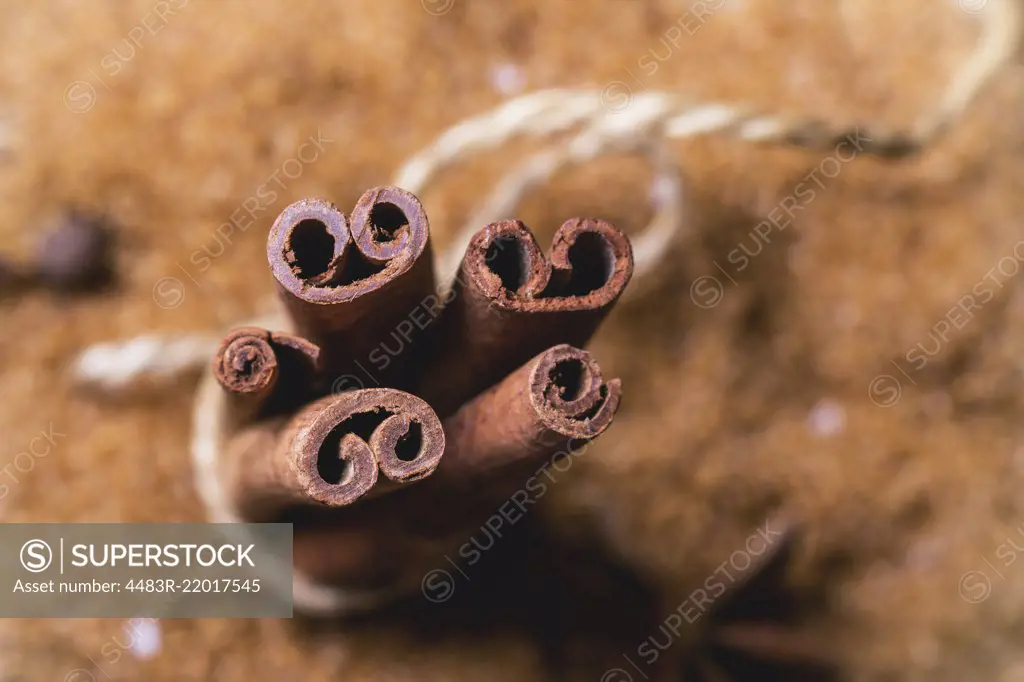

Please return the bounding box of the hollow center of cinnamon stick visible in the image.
[287,219,389,286]
[368,202,408,243]
[315,426,352,485]
[231,349,264,378]
[315,411,383,483]
[485,236,530,292]
[549,358,590,402]
[313,409,426,483]
[562,231,615,296]
[288,219,335,280]
[394,421,422,462]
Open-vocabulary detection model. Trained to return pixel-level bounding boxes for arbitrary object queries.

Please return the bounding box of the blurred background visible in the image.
[0,1,1023,680]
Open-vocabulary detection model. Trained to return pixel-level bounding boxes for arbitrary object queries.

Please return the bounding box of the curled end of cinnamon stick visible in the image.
[213,327,321,419]
[529,344,621,439]
[286,389,445,507]
[213,327,279,398]
[548,217,633,303]
[463,217,633,310]
[267,187,430,306]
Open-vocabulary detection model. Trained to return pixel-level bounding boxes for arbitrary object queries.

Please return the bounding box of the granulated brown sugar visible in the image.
[0,1,1020,680]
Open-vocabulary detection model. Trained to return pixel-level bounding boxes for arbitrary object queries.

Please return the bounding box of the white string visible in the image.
[61,0,1021,613]
[69,0,1018,391]
[73,333,220,390]
[394,0,1019,289]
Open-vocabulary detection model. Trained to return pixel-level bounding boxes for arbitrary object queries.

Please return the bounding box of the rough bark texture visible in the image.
[0,1,1022,681]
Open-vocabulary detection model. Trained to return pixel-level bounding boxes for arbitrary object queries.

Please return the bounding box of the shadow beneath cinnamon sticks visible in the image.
[683,534,839,682]
[292,518,840,682]
[293,518,662,680]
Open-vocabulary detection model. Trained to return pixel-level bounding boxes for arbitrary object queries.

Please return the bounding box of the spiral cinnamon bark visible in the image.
[438,343,621,481]
[267,187,435,388]
[417,218,632,416]
[286,344,622,588]
[212,327,321,422]
[219,388,445,520]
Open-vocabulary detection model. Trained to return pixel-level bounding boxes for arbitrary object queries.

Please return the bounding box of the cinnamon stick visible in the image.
[219,388,445,520]
[212,327,321,422]
[417,218,632,416]
[437,343,621,482]
[283,344,622,588]
[709,623,834,669]
[267,187,435,387]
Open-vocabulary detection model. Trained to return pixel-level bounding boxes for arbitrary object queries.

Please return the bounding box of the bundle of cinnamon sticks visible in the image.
[209,186,633,603]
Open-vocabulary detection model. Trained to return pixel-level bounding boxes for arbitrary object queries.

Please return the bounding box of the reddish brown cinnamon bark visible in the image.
[267,187,435,388]
[417,218,632,416]
[212,327,321,422]
[438,343,620,481]
[285,344,622,588]
[219,388,445,521]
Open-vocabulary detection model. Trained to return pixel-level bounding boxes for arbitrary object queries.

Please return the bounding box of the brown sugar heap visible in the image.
[0,1,1022,681]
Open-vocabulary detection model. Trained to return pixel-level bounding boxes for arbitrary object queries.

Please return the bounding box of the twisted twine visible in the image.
[399,0,1019,285]
[70,0,1018,391]
[62,0,1021,614]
